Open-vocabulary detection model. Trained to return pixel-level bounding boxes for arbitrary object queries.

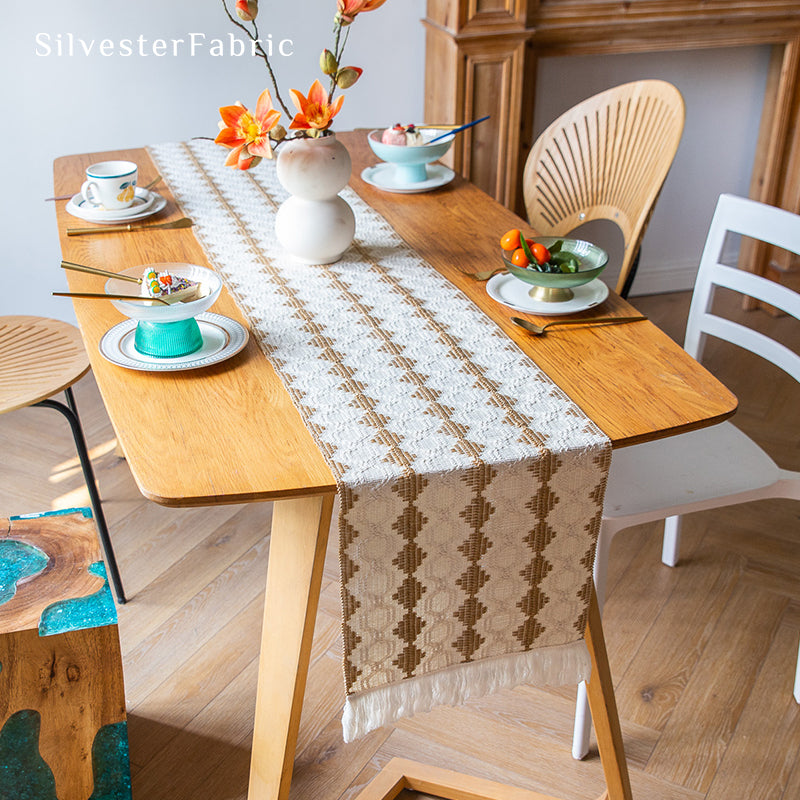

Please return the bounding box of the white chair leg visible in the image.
[794,636,800,704]
[573,680,591,759]
[661,514,682,567]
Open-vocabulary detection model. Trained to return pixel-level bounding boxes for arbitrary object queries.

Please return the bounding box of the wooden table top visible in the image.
[53,132,737,507]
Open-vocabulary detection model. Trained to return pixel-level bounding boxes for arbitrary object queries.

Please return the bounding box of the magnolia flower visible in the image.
[216,89,282,169]
[336,0,387,24]
[289,80,345,133]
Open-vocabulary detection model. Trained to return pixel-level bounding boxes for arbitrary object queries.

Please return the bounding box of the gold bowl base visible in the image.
[527,285,575,303]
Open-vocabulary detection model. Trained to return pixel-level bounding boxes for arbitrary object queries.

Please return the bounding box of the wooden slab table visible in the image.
[53,132,737,800]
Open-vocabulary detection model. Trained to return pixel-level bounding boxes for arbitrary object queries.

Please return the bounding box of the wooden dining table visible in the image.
[53,131,737,800]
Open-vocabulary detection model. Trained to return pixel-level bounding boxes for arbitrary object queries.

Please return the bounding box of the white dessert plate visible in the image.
[99,313,249,372]
[486,273,610,316]
[66,189,166,223]
[361,163,455,194]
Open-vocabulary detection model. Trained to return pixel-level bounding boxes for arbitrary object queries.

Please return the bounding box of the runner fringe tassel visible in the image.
[342,639,591,742]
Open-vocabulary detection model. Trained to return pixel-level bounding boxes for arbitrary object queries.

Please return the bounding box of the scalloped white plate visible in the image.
[99,313,248,371]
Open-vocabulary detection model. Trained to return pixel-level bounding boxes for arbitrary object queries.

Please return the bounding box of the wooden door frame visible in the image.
[424,1,800,280]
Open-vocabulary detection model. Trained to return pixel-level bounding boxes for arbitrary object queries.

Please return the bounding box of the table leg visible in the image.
[248,492,336,800]
[584,589,633,800]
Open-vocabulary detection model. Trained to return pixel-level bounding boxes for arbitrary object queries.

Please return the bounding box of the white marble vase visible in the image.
[275,133,355,264]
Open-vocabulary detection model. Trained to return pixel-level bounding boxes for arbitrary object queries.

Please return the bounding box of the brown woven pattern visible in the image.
[149,139,612,737]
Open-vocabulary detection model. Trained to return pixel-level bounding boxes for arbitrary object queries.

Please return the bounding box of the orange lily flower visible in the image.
[215,88,281,169]
[289,80,344,132]
[337,0,387,23]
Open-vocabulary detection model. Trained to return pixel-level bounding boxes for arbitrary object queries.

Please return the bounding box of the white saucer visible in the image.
[486,274,610,316]
[66,189,166,223]
[361,163,455,194]
[99,313,248,372]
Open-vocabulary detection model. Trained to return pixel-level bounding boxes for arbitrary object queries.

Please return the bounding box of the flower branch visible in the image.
[220,0,293,119]
[215,0,387,169]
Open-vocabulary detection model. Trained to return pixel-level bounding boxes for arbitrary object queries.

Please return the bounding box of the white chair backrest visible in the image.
[685,193,800,383]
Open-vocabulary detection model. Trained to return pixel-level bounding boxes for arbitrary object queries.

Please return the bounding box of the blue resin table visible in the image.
[0,508,129,800]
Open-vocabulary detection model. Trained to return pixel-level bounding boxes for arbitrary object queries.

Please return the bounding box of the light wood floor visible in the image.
[1,290,798,800]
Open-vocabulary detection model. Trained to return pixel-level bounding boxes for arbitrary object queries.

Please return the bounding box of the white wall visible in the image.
[1,0,426,323]
[1,2,770,325]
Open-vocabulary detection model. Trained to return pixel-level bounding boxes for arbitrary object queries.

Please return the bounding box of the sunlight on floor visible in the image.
[52,486,91,510]
[47,437,119,484]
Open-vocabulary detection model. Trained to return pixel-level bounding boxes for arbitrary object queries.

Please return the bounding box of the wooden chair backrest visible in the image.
[522,80,685,296]
[685,193,800,382]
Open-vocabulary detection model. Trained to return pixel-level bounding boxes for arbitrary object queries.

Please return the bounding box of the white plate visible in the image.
[66,189,166,223]
[361,163,454,194]
[486,274,610,316]
[99,313,248,372]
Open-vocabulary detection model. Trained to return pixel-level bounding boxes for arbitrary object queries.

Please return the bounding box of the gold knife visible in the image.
[66,217,193,236]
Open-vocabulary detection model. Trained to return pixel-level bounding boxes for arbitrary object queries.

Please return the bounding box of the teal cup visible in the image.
[133,319,203,357]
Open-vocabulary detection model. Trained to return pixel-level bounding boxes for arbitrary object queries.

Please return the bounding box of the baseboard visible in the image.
[626,259,696,296]
[628,244,743,297]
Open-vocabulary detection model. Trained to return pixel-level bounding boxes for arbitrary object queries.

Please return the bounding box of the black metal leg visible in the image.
[619,248,641,299]
[35,388,127,604]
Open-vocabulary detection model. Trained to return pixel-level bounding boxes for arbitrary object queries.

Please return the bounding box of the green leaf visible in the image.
[519,236,535,264]
[549,239,564,254]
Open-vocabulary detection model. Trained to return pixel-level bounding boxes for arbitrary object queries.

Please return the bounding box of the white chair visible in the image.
[572,193,800,759]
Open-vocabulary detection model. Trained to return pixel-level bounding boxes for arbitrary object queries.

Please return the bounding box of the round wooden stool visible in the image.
[0,316,125,603]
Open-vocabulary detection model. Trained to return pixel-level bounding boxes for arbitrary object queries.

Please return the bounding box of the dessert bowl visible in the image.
[367,129,455,184]
[105,263,222,357]
[501,238,608,303]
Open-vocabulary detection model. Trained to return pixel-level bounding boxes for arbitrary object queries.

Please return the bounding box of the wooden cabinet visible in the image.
[424,1,800,281]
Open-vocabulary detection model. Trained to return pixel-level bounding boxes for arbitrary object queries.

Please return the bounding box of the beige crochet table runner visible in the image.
[149,139,612,742]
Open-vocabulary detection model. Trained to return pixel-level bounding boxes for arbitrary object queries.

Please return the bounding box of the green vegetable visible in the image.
[550,251,580,273]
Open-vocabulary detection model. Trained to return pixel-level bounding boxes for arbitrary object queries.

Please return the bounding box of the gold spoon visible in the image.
[511,315,648,336]
[61,260,142,284]
[46,175,162,202]
[141,175,162,192]
[53,291,169,305]
[469,266,508,281]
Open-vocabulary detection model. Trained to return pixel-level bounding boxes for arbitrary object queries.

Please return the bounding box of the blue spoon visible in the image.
[428,115,490,144]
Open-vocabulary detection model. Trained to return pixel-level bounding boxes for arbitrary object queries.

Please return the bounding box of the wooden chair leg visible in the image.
[247,492,335,800]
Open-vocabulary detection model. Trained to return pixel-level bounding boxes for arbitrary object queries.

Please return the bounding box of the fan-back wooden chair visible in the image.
[0,316,126,603]
[523,80,685,297]
[572,193,800,759]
